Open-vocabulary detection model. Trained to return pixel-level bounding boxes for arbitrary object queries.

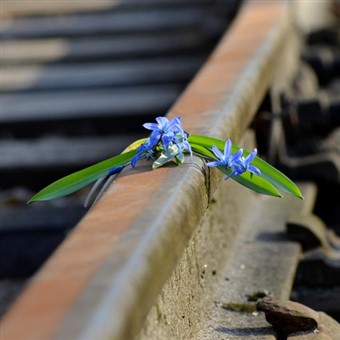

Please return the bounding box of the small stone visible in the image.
[256,298,319,334]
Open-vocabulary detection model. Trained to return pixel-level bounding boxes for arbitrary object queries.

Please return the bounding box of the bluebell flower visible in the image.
[206,138,260,180]
[206,139,243,179]
[143,116,183,150]
[233,149,261,176]
[142,115,192,163]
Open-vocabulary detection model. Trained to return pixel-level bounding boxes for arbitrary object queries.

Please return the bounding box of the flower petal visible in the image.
[224,170,236,181]
[143,122,158,130]
[206,160,224,167]
[211,145,225,162]
[108,165,124,176]
[224,139,232,158]
[155,116,169,129]
[231,149,243,163]
[166,116,181,131]
[246,148,257,163]
[248,164,261,175]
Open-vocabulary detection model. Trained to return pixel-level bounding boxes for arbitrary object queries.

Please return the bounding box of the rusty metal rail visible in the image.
[1,1,339,339]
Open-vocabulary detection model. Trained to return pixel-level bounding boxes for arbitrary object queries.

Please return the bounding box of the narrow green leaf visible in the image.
[190,143,216,159]
[250,156,303,198]
[28,150,137,203]
[189,135,237,152]
[218,166,282,197]
[188,135,303,199]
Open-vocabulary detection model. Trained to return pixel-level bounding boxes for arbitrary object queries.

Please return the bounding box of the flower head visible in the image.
[206,139,260,180]
[143,116,183,149]
[233,149,261,176]
[141,115,192,165]
[206,139,242,176]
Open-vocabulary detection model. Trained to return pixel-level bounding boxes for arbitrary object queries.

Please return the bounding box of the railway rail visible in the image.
[1,0,340,339]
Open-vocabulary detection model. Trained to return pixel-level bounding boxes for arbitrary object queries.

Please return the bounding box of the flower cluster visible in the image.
[131,116,192,168]
[108,116,260,181]
[206,139,260,180]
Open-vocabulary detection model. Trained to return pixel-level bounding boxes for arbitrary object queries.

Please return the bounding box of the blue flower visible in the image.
[143,116,183,149]
[130,116,190,168]
[142,115,192,163]
[206,139,260,180]
[206,139,243,180]
[233,149,261,176]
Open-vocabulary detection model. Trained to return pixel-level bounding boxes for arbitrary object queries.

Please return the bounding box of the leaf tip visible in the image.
[27,196,37,204]
[294,186,304,200]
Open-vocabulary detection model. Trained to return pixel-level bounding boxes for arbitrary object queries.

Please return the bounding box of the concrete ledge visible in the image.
[139,181,317,339]
[1,1,299,339]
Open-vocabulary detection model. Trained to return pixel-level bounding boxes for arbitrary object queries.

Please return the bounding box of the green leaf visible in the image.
[190,143,216,159]
[188,135,303,199]
[250,155,303,199]
[28,150,137,203]
[190,143,281,197]
[217,166,282,197]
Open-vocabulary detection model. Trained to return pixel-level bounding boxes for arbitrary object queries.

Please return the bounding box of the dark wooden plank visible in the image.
[0,205,87,232]
[0,7,212,40]
[1,32,210,64]
[1,0,119,17]
[0,205,87,277]
[1,84,182,123]
[0,135,138,170]
[1,55,205,92]
[1,1,218,18]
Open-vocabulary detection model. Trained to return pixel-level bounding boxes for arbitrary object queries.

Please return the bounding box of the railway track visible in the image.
[1,1,339,339]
